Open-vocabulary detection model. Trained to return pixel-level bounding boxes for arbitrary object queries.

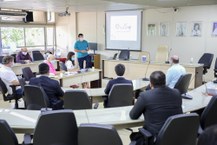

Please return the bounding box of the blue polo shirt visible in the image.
[74,40,89,58]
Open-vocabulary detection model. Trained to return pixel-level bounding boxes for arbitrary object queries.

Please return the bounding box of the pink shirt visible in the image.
[45,61,56,75]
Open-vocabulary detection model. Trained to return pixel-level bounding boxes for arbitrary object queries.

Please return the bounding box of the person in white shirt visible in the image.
[0,56,22,95]
[65,51,78,71]
[166,55,186,88]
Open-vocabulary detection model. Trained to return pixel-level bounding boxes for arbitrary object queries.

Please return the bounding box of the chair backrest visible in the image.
[33,110,78,145]
[174,74,192,95]
[155,46,168,63]
[59,62,67,71]
[0,119,19,145]
[119,50,130,60]
[22,67,35,81]
[108,84,134,107]
[10,54,16,63]
[78,123,123,145]
[214,58,217,70]
[64,90,92,110]
[155,113,199,145]
[139,51,150,63]
[32,51,44,61]
[0,56,4,63]
[200,96,217,130]
[0,78,9,101]
[198,53,214,69]
[24,85,50,110]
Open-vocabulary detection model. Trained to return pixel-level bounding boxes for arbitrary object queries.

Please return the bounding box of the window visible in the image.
[1,27,24,49]
[25,27,45,46]
[46,27,54,46]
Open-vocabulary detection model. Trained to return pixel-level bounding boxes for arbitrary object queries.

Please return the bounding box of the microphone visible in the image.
[165,48,172,64]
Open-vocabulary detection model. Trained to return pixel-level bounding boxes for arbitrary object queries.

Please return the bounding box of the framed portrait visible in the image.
[191,22,202,37]
[176,22,187,37]
[212,22,217,37]
[160,22,169,37]
[147,24,157,36]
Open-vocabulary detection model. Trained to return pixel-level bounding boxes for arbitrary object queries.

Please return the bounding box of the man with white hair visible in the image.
[166,55,186,88]
[16,47,32,63]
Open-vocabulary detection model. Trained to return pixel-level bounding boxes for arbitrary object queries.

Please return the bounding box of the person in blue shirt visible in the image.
[74,33,92,69]
[166,55,186,88]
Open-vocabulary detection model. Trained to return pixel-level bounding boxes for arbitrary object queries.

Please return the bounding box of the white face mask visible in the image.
[71,57,75,61]
[22,52,27,55]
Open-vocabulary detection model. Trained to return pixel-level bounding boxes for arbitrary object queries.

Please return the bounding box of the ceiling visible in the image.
[0,0,217,12]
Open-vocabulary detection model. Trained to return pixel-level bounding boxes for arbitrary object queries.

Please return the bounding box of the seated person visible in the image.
[44,54,57,75]
[29,63,64,110]
[0,56,22,96]
[104,64,132,107]
[166,55,186,88]
[65,51,78,71]
[130,71,183,143]
[16,47,32,64]
[198,125,217,145]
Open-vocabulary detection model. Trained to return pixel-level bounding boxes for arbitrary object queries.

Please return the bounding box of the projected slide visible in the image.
[110,15,137,41]
[106,10,142,51]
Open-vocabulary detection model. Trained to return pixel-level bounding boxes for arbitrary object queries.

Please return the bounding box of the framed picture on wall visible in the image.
[176,22,187,37]
[160,22,169,37]
[191,22,202,37]
[147,23,157,36]
[212,22,217,37]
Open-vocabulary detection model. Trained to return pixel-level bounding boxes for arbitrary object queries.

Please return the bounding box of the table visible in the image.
[0,82,214,133]
[102,59,203,89]
[11,60,59,75]
[52,69,102,88]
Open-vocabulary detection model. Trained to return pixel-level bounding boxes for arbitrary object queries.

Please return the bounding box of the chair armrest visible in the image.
[9,84,20,93]
[198,125,204,136]
[23,134,33,145]
[9,84,20,87]
[139,128,153,138]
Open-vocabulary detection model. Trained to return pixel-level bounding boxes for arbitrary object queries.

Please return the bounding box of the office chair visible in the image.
[119,50,130,60]
[200,96,217,132]
[198,53,214,75]
[32,50,45,61]
[137,113,199,145]
[10,54,16,63]
[64,90,93,110]
[0,119,20,145]
[59,62,67,71]
[24,110,78,145]
[0,78,22,109]
[214,58,217,79]
[23,85,50,110]
[22,67,35,81]
[78,123,123,145]
[155,46,169,63]
[0,56,4,63]
[107,84,134,107]
[174,74,192,99]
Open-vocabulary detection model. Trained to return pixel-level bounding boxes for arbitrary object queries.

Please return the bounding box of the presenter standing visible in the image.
[74,33,92,69]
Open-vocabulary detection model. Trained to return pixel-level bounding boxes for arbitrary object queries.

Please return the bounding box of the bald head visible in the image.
[21,47,28,52]
[171,55,179,64]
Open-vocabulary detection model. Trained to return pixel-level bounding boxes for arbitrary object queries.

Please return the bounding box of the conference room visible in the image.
[0,0,217,145]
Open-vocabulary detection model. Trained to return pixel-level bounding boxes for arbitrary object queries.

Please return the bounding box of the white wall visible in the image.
[55,5,217,80]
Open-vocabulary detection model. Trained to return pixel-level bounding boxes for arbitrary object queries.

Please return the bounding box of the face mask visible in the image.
[50,60,55,65]
[22,52,27,55]
[71,57,75,61]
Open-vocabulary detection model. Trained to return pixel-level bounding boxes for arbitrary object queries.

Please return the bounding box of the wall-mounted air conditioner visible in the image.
[0,10,27,18]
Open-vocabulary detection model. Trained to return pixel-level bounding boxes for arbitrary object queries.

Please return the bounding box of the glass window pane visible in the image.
[25,27,45,46]
[1,27,24,49]
[47,27,54,46]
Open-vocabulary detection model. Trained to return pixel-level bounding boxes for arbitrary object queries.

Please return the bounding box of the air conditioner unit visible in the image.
[0,10,27,18]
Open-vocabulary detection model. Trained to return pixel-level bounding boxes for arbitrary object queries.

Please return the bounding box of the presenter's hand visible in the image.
[81,50,87,53]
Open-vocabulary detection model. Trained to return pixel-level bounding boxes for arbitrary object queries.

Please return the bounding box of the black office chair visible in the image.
[119,50,130,60]
[23,85,50,110]
[107,84,134,108]
[0,119,20,145]
[59,62,67,71]
[0,56,4,63]
[174,74,192,99]
[200,96,217,132]
[137,113,199,145]
[214,58,217,78]
[10,54,16,63]
[0,78,22,109]
[32,51,44,61]
[198,53,214,75]
[22,67,35,81]
[78,123,123,145]
[24,110,78,145]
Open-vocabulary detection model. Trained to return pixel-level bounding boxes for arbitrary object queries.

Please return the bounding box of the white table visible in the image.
[0,82,215,133]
